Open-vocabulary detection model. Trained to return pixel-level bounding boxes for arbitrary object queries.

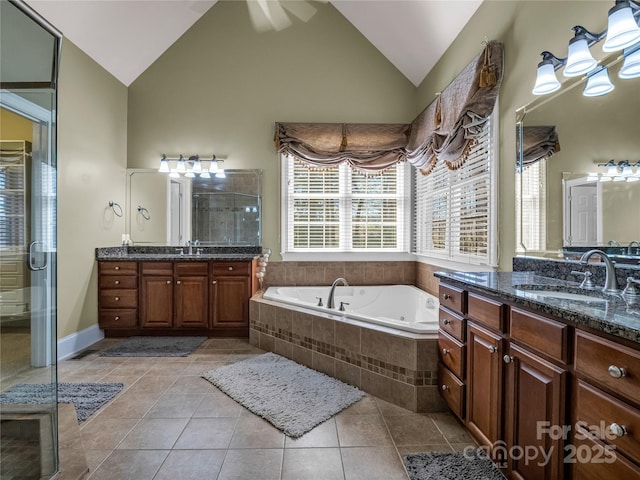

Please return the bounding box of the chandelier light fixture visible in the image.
[532,0,640,96]
[158,154,226,179]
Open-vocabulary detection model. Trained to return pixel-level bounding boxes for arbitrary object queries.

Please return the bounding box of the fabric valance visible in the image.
[406,40,504,174]
[517,125,561,167]
[274,122,411,172]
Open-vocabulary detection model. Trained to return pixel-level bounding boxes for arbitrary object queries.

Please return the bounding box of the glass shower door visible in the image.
[1,1,61,478]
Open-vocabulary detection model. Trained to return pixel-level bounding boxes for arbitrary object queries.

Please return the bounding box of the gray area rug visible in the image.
[100,336,207,357]
[403,451,507,480]
[0,382,124,423]
[202,352,365,438]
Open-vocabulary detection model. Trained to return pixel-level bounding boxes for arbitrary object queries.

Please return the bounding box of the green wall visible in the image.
[127,0,416,258]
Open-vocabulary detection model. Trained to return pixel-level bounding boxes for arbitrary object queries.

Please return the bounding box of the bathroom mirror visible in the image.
[126,169,262,246]
[516,51,640,259]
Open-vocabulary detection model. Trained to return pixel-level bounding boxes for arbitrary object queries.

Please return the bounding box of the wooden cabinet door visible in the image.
[175,275,208,328]
[504,343,567,480]
[140,275,173,328]
[466,321,503,449]
[211,276,250,328]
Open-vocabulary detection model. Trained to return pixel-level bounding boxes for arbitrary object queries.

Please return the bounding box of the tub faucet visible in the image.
[327,277,349,309]
[580,249,620,294]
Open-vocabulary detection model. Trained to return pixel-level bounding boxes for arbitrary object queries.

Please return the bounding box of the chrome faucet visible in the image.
[628,240,640,256]
[185,240,193,255]
[327,277,349,309]
[580,249,620,294]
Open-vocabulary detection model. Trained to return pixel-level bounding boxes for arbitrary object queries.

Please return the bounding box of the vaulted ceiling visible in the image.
[25,0,482,87]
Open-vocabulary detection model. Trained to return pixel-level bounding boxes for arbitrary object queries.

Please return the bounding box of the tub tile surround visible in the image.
[250,295,444,413]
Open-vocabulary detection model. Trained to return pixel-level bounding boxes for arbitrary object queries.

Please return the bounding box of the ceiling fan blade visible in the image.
[280,0,317,23]
[247,0,292,32]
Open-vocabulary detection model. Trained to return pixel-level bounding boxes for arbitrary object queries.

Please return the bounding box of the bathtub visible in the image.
[262,284,439,334]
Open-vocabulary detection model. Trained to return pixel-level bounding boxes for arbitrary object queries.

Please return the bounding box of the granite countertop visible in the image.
[95,246,262,262]
[435,271,640,344]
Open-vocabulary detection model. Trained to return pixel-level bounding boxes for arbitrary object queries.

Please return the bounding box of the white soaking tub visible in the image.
[263,284,439,334]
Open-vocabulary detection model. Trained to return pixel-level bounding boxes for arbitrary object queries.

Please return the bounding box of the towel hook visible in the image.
[137,205,151,220]
[108,201,123,217]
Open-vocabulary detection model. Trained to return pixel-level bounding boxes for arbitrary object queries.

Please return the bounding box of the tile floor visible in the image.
[56,337,475,480]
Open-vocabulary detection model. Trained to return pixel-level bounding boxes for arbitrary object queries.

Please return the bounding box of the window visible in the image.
[412,111,498,267]
[282,157,408,254]
[516,158,546,253]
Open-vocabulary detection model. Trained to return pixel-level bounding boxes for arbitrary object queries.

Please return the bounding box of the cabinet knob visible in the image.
[608,423,627,437]
[166,280,171,284]
[503,354,514,364]
[176,280,181,285]
[114,266,120,270]
[441,384,448,391]
[442,293,451,300]
[488,345,497,353]
[608,365,626,378]
[228,266,233,271]
[442,348,450,355]
[212,280,217,284]
[114,280,120,285]
[442,319,450,325]
[114,297,119,301]
[114,316,120,321]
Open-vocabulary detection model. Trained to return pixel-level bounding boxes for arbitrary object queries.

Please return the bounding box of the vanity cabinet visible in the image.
[98,261,138,329]
[99,258,258,337]
[438,283,467,420]
[210,261,255,335]
[573,329,640,478]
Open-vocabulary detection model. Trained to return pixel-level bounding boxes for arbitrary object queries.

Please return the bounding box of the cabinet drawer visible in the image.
[99,275,137,289]
[572,428,640,480]
[211,262,251,276]
[467,293,506,332]
[575,330,640,402]
[438,284,467,315]
[99,289,138,309]
[175,262,208,276]
[141,262,173,275]
[439,307,465,342]
[439,331,465,379]
[99,261,137,275]
[576,379,640,463]
[510,307,569,364]
[438,363,465,419]
[98,309,137,328]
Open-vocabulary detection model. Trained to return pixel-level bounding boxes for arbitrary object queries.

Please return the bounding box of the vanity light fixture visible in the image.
[158,154,226,179]
[583,66,615,96]
[594,159,640,181]
[532,0,640,96]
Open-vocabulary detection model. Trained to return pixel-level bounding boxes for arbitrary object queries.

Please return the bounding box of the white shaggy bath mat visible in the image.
[202,352,364,437]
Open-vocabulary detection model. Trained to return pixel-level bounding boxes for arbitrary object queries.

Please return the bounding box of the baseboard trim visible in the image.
[57,324,104,361]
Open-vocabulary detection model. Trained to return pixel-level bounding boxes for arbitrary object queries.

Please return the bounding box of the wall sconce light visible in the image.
[158,154,226,179]
[532,0,640,96]
[591,159,640,181]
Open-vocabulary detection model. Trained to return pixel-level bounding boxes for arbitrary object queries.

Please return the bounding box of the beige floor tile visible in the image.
[181,361,227,376]
[153,449,226,480]
[117,418,188,449]
[341,446,408,480]
[193,393,243,418]
[336,414,393,447]
[229,415,285,448]
[396,444,453,456]
[146,393,206,418]
[282,448,345,480]
[428,412,475,444]
[284,417,339,448]
[165,375,215,393]
[84,449,112,473]
[173,417,238,449]
[384,414,445,446]
[79,417,140,450]
[217,448,283,480]
[127,374,178,393]
[87,449,168,480]
[337,395,380,416]
[97,391,158,419]
[376,398,415,416]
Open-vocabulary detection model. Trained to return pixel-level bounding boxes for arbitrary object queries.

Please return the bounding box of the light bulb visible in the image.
[564,36,598,77]
[583,67,614,96]
[532,62,561,95]
[603,1,640,52]
[159,156,170,172]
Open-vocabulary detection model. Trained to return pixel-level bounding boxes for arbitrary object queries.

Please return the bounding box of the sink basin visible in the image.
[514,287,608,305]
